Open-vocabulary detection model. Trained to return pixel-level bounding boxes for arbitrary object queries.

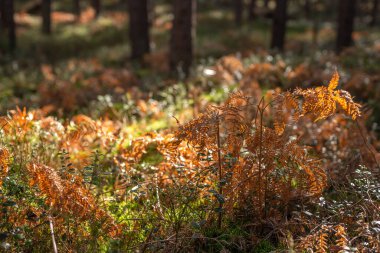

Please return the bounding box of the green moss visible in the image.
[140,143,165,166]
[145,118,169,132]
[254,240,276,253]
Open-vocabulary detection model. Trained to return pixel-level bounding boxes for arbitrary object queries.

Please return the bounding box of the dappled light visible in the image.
[0,0,379,252]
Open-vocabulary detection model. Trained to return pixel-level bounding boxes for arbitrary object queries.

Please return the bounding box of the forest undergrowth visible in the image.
[0,55,379,252]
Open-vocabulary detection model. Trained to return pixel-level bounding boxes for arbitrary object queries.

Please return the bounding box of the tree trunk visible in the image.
[248,0,256,21]
[312,11,320,47]
[369,0,378,26]
[170,0,196,77]
[234,0,243,26]
[264,0,270,8]
[336,0,356,54]
[73,0,80,20]
[42,0,51,34]
[128,0,150,60]
[4,0,16,51]
[147,0,155,27]
[304,0,311,19]
[92,0,101,18]
[270,0,287,51]
[0,0,7,30]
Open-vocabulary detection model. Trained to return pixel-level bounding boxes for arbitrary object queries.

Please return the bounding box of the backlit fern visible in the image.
[0,147,10,187]
[168,71,360,224]
[27,163,121,237]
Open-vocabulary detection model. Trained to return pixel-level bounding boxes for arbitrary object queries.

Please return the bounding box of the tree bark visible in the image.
[4,0,16,51]
[312,11,320,47]
[147,0,155,27]
[248,0,256,21]
[128,0,150,60]
[42,0,51,34]
[170,0,196,77]
[73,0,81,20]
[92,0,101,18]
[0,0,7,30]
[264,0,270,8]
[369,0,378,26]
[270,0,288,51]
[336,0,356,54]
[234,0,243,26]
[304,0,311,19]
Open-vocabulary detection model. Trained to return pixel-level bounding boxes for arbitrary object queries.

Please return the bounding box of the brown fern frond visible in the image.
[215,55,244,83]
[294,86,337,121]
[328,70,340,91]
[334,224,349,253]
[174,92,251,157]
[297,233,317,252]
[316,226,329,253]
[0,147,10,187]
[0,116,11,133]
[174,109,219,154]
[68,114,97,141]
[218,92,251,156]
[293,71,361,121]
[273,91,300,135]
[27,163,121,237]
[333,90,361,120]
[172,90,332,218]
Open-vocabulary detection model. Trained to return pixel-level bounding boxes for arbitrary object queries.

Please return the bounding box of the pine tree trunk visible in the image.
[73,0,81,20]
[304,0,311,19]
[0,0,7,30]
[42,0,51,34]
[369,0,378,26]
[92,0,101,18]
[170,0,196,77]
[147,0,155,27]
[312,12,320,47]
[336,0,356,54]
[264,0,270,8]
[4,0,16,51]
[270,0,287,51]
[248,0,256,21]
[234,0,243,26]
[128,0,150,60]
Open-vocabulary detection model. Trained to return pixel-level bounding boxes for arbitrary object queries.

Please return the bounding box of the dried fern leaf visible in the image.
[334,224,349,253]
[0,147,10,187]
[328,70,340,91]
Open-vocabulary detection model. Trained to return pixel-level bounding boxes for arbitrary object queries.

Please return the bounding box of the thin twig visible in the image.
[217,116,223,229]
[257,98,265,219]
[355,120,380,174]
[48,215,58,253]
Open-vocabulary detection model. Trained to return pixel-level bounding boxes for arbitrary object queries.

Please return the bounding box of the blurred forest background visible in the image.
[0,0,379,115]
[0,0,379,252]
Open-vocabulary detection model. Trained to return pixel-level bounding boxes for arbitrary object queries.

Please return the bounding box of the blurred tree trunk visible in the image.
[170,0,196,77]
[248,0,256,21]
[336,0,356,54]
[304,0,311,19]
[147,0,155,27]
[0,0,7,29]
[42,0,51,34]
[234,0,243,26]
[92,0,101,18]
[270,0,287,51]
[311,7,320,47]
[128,0,150,60]
[369,0,378,26]
[73,0,80,20]
[3,0,16,51]
[264,0,270,8]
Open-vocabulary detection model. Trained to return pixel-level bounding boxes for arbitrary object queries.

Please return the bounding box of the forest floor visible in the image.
[0,2,379,252]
